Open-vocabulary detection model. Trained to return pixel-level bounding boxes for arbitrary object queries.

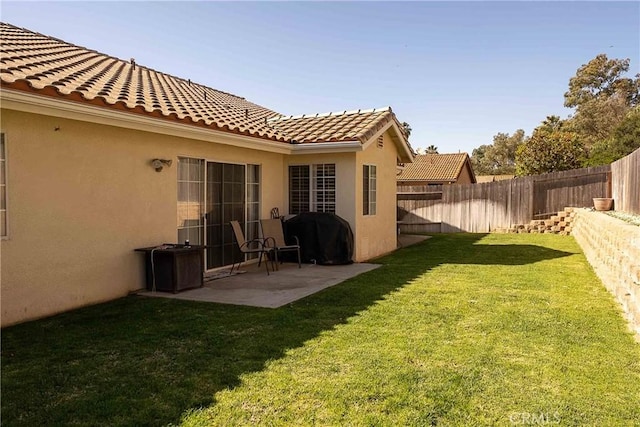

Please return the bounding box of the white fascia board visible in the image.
[387,121,414,162]
[0,89,293,155]
[361,125,389,151]
[290,141,362,155]
[360,120,414,162]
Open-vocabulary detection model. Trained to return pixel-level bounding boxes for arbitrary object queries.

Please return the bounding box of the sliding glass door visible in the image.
[205,162,245,269]
[178,158,260,270]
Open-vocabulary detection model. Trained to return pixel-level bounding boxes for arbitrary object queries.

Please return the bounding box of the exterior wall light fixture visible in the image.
[151,158,172,172]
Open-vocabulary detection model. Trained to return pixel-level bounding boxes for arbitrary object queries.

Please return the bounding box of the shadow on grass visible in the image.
[1,233,576,426]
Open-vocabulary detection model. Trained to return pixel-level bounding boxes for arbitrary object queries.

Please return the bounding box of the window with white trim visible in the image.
[0,133,6,237]
[363,164,377,215]
[289,164,336,214]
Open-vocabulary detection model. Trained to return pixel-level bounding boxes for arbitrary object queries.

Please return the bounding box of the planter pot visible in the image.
[593,198,613,211]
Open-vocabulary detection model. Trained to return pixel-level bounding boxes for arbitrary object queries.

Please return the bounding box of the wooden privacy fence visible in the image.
[611,147,640,214]
[530,166,610,218]
[398,165,612,233]
[397,185,444,233]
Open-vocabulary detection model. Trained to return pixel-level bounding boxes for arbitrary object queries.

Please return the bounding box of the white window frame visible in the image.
[363,164,377,216]
[288,165,310,215]
[177,157,205,245]
[289,163,336,214]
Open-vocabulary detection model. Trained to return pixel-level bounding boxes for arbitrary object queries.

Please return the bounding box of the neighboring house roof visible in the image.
[0,22,413,155]
[476,174,515,183]
[397,153,476,183]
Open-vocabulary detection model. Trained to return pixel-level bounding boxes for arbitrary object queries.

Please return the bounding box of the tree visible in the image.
[425,145,438,154]
[471,129,524,175]
[564,54,639,109]
[470,144,489,174]
[568,91,630,150]
[564,54,640,158]
[611,106,640,156]
[588,106,640,165]
[515,119,584,175]
[401,122,412,138]
[538,115,565,132]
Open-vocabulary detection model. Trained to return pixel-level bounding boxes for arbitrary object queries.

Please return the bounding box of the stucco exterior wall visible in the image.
[284,152,357,229]
[457,163,475,184]
[355,132,400,261]
[0,109,285,326]
[1,107,405,325]
[284,131,400,262]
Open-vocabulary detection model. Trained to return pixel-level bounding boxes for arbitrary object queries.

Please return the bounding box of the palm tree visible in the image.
[401,122,412,138]
[425,145,439,154]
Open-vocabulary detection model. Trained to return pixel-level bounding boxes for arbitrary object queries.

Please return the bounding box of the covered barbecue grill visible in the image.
[283,212,354,265]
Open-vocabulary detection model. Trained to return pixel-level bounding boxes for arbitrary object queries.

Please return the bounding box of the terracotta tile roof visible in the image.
[0,23,291,141]
[0,22,411,149]
[269,107,397,144]
[397,153,471,182]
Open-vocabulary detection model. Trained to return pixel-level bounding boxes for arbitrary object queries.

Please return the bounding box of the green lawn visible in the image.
[2,234,639,426]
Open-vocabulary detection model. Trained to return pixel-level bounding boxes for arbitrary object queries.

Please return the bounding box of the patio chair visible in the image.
[230,220,273,275]
[260,218,302,270]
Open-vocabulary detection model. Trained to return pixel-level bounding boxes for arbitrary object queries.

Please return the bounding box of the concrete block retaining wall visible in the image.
[571,209,640,339]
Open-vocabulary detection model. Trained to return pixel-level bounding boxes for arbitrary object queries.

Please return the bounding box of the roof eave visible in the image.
[1,88,295,154]
[360,115,414,163]
[290,140,362,155]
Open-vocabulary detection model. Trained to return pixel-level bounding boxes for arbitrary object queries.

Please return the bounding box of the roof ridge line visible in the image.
[267,106,391,122]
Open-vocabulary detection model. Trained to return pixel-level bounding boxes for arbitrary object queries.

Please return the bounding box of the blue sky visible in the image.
[2,1,638,154]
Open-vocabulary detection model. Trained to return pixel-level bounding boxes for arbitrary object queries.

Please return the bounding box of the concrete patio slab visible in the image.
[137,262,380,308]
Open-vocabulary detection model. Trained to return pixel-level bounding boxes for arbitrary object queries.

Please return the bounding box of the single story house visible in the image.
[397,153,476,190]
[0,23,414,326]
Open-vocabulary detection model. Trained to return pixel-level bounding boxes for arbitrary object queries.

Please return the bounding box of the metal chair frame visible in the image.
[230,220,274,275]
[260,218,302,270]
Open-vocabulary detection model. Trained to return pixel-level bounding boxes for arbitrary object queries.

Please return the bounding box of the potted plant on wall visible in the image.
[593,197,614,211]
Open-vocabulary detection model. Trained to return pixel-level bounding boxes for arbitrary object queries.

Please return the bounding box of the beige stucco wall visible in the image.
[285,153,357,229]
[285,131,401,262]
[1,107,405,325]
[0,109,285,326]
[354,132,400,261]
[457,162,475,184]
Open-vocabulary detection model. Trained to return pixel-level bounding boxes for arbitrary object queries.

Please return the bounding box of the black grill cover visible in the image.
[283,212,354,265]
